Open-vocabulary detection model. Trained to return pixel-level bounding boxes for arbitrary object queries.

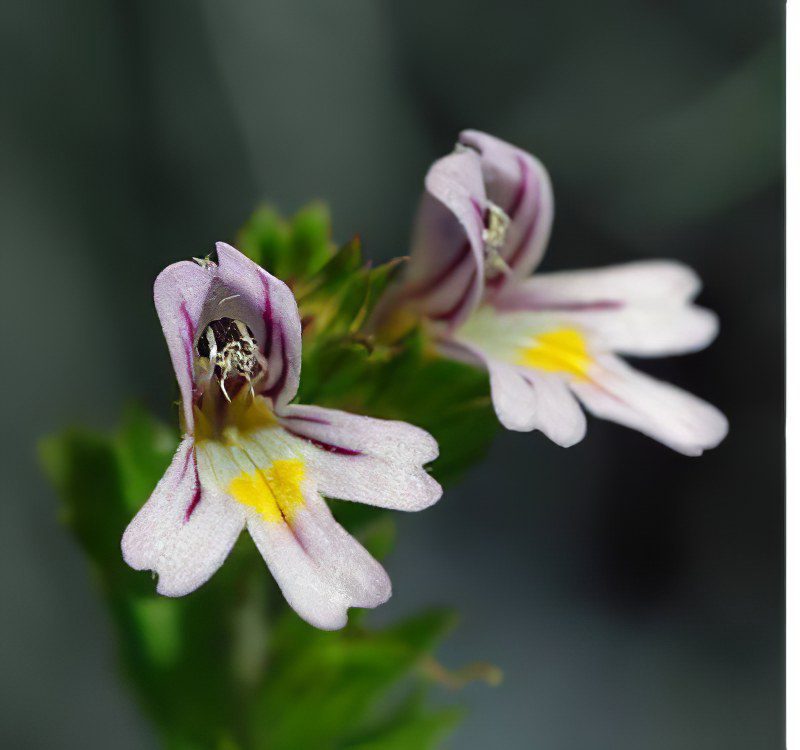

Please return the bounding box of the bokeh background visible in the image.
[1,1,784,748]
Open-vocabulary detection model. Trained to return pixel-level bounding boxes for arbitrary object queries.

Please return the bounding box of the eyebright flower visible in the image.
[379,130,728,456]
[122,243,442,629]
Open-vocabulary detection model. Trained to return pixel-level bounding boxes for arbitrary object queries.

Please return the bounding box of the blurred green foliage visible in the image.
[41,204,498,749]
[238,204,499,484]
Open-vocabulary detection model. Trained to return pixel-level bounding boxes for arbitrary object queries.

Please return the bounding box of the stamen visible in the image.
[483,201,512,276]
[196,317,262,401]
[483,201,510,252]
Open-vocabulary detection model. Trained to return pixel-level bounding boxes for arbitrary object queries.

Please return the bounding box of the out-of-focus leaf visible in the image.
[290,202,335,276]
[40,410,261,748]
[41,404,463,750]
[40,203,501,749]
[345,692,462,750]
[237,202,334,281]
[236,205,292,274]
[249,609,458,750]
[114,405,177,514]
[238,204,496,484]
[299,330,497,485]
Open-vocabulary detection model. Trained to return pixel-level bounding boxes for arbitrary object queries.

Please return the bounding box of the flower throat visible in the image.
[197,317,262,401]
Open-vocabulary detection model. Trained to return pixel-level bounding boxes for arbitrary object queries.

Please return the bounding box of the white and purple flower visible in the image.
[380,130,728,456]
[122,243,441,629]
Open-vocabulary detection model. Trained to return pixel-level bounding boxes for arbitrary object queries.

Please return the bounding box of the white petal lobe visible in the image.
[572,355,728,456]
[121,437,246,596]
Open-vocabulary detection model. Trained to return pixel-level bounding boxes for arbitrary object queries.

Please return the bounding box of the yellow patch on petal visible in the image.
[516,328,591,379]
[224,394,276,439]
[227,459,306,524]
[194,389,277,444]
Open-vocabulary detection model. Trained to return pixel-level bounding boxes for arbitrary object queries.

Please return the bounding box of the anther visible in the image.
[196,317,261,400]
[483,201,512,276]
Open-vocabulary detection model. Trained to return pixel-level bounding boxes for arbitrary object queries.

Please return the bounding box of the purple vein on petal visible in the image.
[430,268,477,323]
[505,155,529,221]
[179,301,196,389]
[502,298,624,313]
[282,426,363,456]
[183,449,202,522]
[406,242,470,299]
[259,271,273,356]
[263,327,288,401]
[280,413,331,426]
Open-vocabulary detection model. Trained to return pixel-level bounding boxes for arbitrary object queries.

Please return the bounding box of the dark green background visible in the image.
[1,1,784,748]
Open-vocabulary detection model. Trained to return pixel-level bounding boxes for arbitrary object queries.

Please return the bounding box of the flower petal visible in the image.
[247,486,391,630]
[153,261,217,431]
[571,354,728,456]
[213,242,302,407]
[438,339,587,447]
[277,404,442,511]
[493,261,718,357]
[121,438,246,596]
[459,129,554,284]
[395,150,487,329]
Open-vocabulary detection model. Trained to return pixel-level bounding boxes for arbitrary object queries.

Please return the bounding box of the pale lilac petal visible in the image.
[153,261,216,431]
[213,242,302,407]
[394,150,487,329]
[121,438,246,596]
[277,404,442,511]
[498,260,703,304]
[438,339,587,447]
[459,129,554,285]
[571,354,728,456]
[493,261,719,356]
[247,486,391,630]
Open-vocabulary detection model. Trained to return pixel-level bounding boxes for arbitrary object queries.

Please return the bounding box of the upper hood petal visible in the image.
[459,129,554,287]
[398,149,487,330]
[214,243,302,408]
[154,260,217,432]
[154,244,304,431]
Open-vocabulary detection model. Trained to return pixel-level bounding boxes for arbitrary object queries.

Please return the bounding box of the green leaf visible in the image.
[238,204,497,483]
[345,692,462,750]
[236,203,334,281]
[289,202,335,277]
[298,330,497,485]
[41,412,261,747]
[41,405,465,750]
[249,609,457,750]
[236,205,291,273]
[40,203,503,750]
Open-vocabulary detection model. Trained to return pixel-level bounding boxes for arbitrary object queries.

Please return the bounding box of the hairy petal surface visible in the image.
[278,404,442,510]
[439,339,586,447]
[571,354,729,456]
[193,408,398,628]
[493,260,718,357]
[153,262,216,431]
[248,485,391,630]
[121,437,246,596]
[393,150,487,329]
